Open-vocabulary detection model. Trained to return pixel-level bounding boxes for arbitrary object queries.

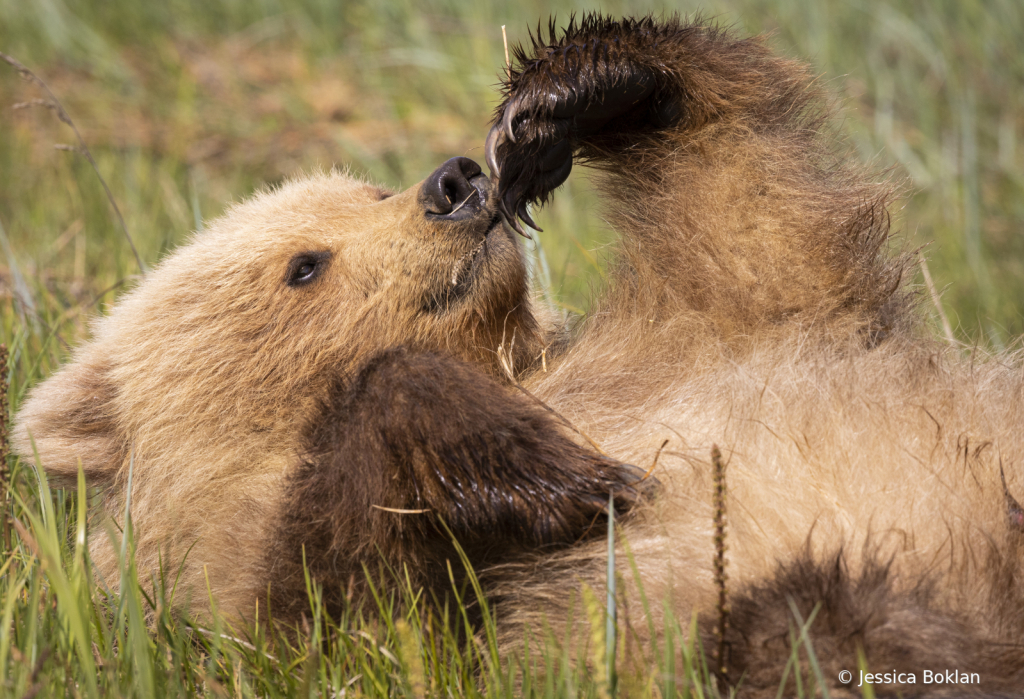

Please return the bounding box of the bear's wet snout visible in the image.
[421,157,490,221]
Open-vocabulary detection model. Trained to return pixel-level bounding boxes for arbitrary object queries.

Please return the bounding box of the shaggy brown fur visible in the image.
[269,346,654,621]
[13,14,1024,696]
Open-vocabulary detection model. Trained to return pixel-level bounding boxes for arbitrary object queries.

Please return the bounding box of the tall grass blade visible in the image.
[606,490,617,697]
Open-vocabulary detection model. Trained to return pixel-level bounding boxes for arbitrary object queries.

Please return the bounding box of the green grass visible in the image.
[1,455,738,697]
[2,446,855,697]
[0,0,1020,695]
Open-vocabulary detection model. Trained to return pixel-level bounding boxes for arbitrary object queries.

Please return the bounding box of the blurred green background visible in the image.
[1,0,1022,356]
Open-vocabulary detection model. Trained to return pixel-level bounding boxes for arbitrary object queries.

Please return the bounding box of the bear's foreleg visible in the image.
[490,15,908,340]
[267,347,656,622]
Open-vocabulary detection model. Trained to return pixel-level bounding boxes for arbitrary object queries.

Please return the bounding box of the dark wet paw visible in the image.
[487,17,683,235]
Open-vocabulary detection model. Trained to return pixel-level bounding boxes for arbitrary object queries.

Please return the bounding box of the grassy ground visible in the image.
[0,0,1021,696]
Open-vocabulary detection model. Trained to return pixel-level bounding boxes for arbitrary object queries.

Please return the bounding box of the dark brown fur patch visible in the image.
[717,548,1024,696]
[268,347,655,621]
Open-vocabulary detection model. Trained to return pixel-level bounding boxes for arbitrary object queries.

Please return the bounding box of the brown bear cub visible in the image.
[14,14,1024,695]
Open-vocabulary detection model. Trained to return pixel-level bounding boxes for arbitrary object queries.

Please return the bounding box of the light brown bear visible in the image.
[14,15,1024,695]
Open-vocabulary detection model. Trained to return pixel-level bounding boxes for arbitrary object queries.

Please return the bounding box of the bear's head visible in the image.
[11,157,549,613]
[15,157,540,487]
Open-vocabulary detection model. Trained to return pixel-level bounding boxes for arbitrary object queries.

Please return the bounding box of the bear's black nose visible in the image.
[421,157,488,220]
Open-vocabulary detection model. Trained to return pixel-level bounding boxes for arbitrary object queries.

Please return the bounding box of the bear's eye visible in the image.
[285,251,331,288]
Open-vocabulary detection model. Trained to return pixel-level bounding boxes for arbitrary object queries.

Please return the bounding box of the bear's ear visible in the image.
[13,356,122,486]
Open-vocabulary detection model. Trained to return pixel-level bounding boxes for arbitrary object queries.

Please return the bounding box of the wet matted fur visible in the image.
[14,14,1024,697]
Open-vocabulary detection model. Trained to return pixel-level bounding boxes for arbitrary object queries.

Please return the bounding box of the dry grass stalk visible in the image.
[369,505,430,515]
[502,25,510,72]
[396,619,427,699]
[498,326,610,457]
[511,381,608,457]
[0,343,9,556]
[581,582,613,699]
[642,439,669,481]
[0,51,146,273]
[711,444,730,688]
[917,250,956,346]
